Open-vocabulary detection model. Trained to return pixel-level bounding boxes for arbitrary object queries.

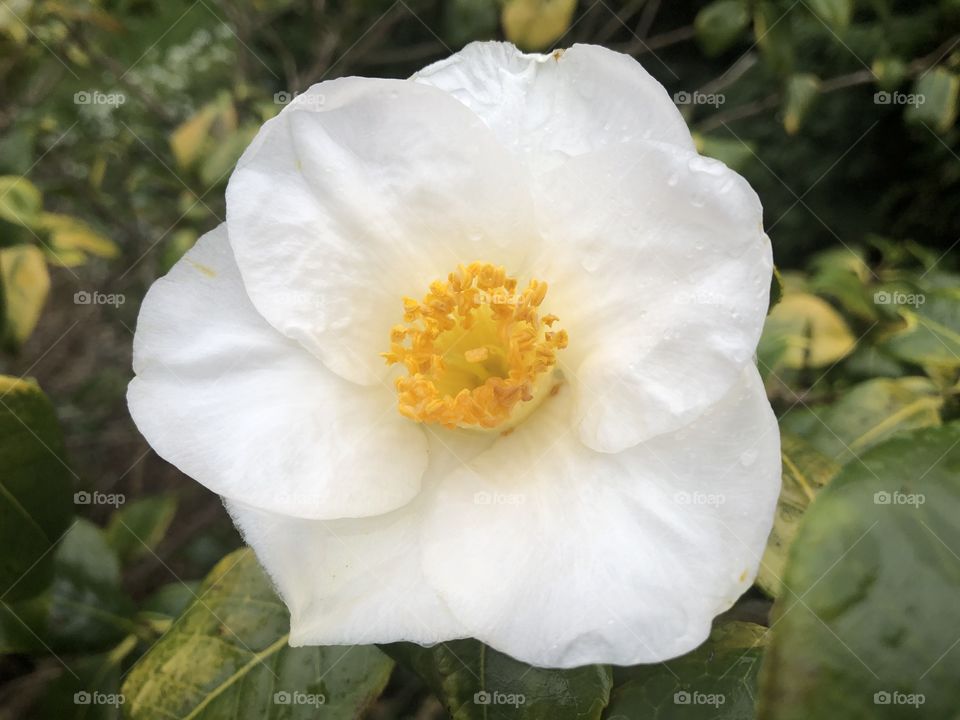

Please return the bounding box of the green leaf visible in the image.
[502,0,577,51]
[871,57,907,91]
[159,228,198,274]
[38,518,135,652]
[753,2,793,75]
[694,133,758,173]
[0,375,72,602]
[605,622,768,719]
[105,495,177,565]
[844,345,907,380]
[198,125,258,187]
[768,265,783,314]
[0,244,50,350]
[33,636,137,720]
[906,67,959,134]
[1,519,135,654]
[805,0,852,30]
[881,289,960,368]
[137,581,201,636]
[123,548,395,719]
[384,639,612,719]
[757,423,960,719]
[694,0,751,57]
[808,248,875,320]
[444,0,499,47]
[783,74,820,135]
[758,434,841,597]
[780,377,943,464]
[0,175,42,227]
[758,292,856,373]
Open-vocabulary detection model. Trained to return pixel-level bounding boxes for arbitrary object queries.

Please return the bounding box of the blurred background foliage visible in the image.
[0,0,959,718]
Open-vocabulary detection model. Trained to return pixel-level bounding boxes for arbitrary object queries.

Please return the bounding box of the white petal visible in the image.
[127,224,428,519]
[224,429,493,645]
[414,42,694,174]
[420,366,780,668]
[225,78,538,386]
[532,140,771,453]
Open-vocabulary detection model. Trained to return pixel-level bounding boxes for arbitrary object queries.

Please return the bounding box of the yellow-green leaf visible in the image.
[0,245,50,349]
[881,289,960,368]
[906,67,960,133]
[502,0,576,51]
[783,74,820,135]
[37,212,119,267]
[169,95,238,170]
[780,377,943,464]
[0,176,42,227]
[758,433,841,597]
[123,549,395,719]
[759,292,856,372]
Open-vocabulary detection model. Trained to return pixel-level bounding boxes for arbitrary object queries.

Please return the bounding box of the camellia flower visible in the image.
[128,42,780,668]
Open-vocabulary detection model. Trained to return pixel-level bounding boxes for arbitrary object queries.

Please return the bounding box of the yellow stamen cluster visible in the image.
[382,262,568,429]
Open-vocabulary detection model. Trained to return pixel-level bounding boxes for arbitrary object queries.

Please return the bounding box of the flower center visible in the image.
[382,262,568,430]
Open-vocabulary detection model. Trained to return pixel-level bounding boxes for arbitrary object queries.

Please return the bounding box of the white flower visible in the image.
[128,42,780,668]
